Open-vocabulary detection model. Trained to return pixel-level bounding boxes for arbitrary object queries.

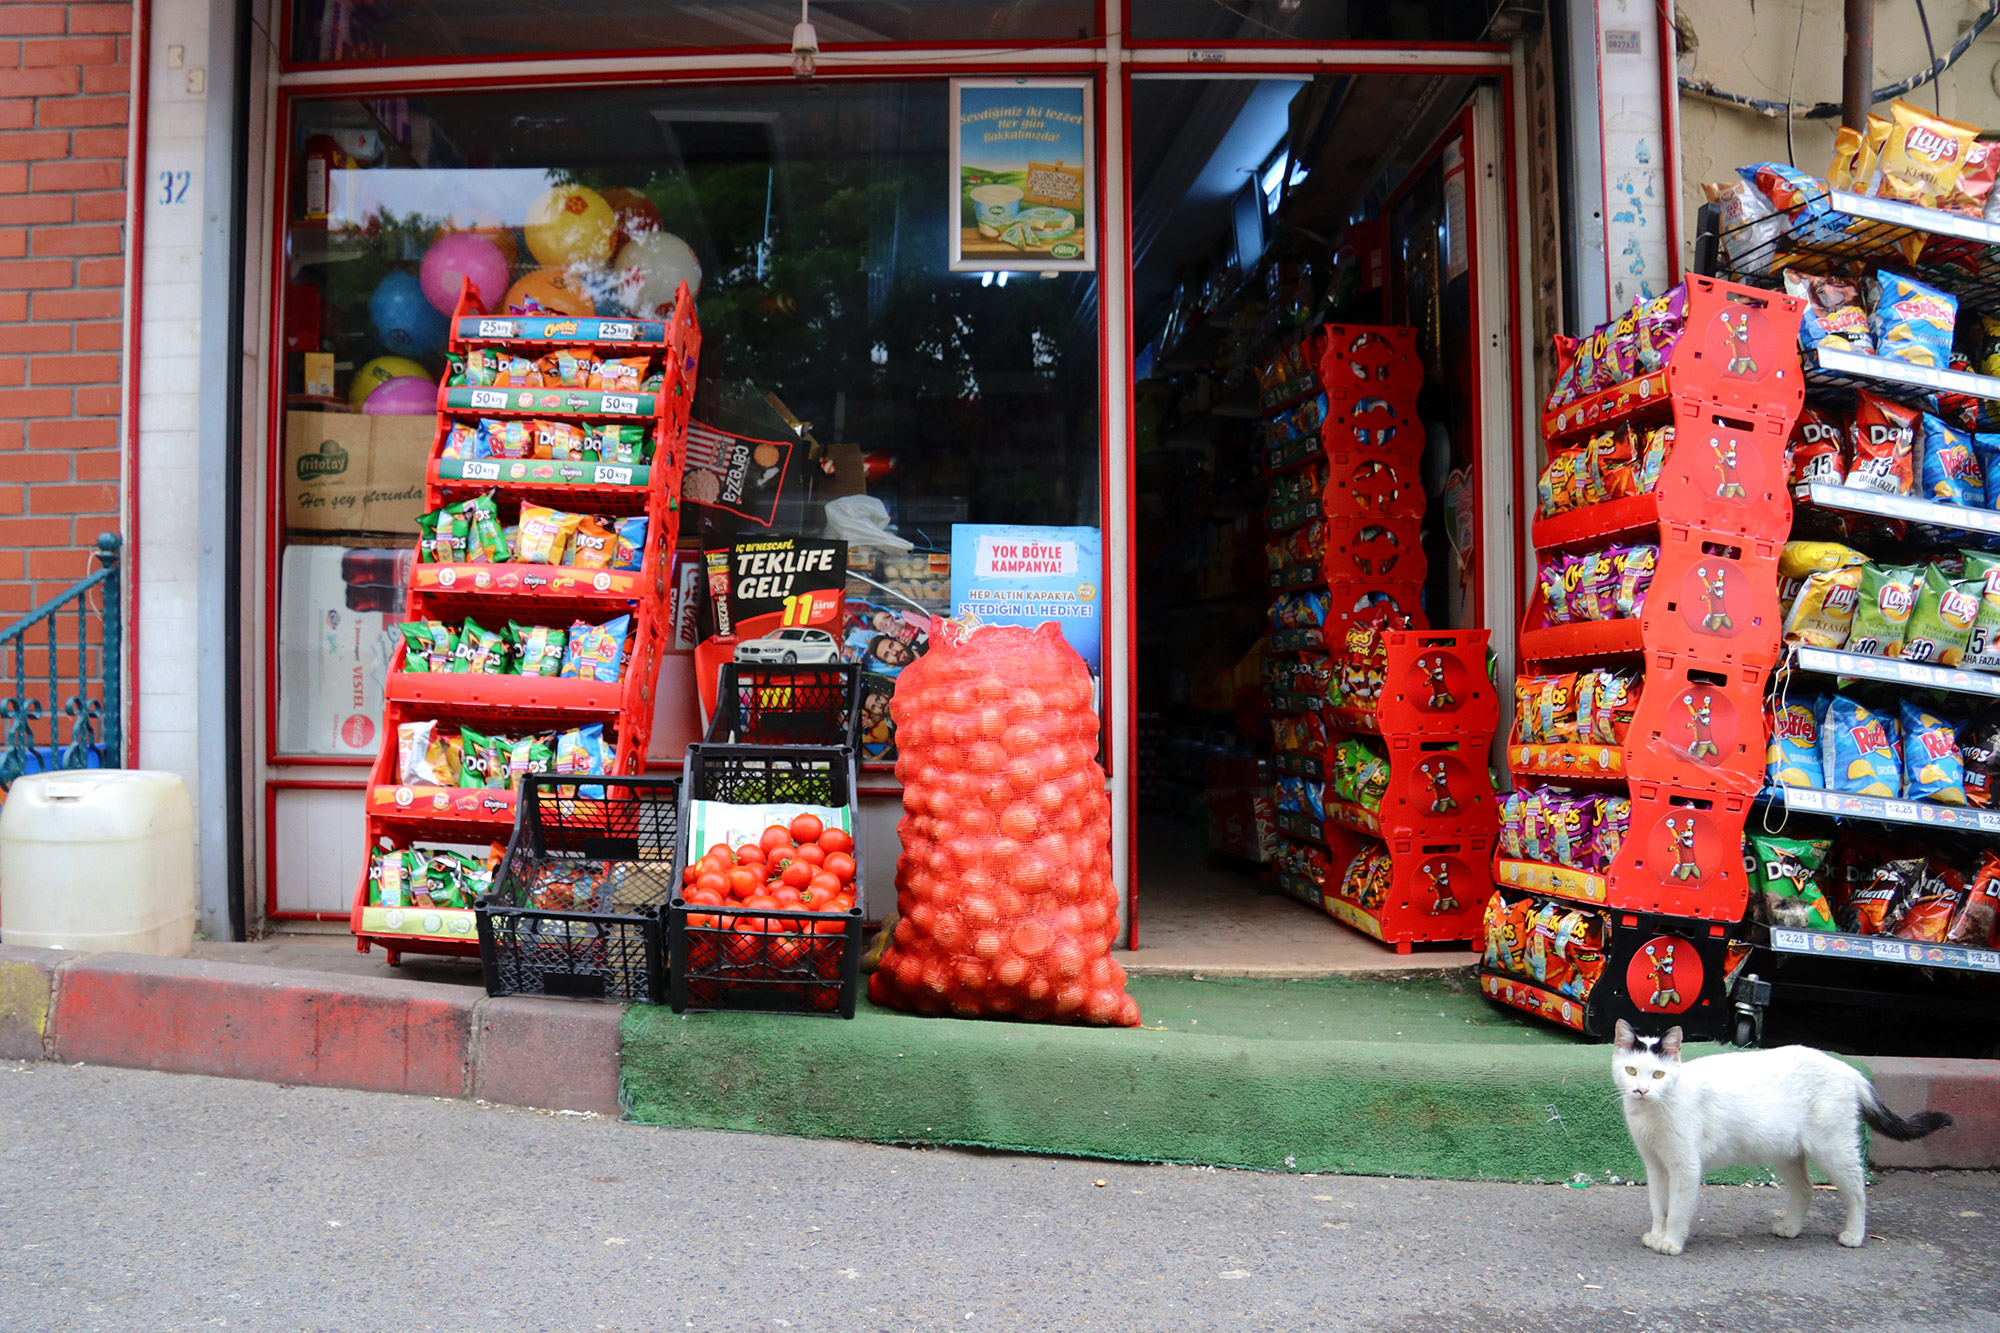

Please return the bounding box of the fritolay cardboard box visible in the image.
[283,410,432,536]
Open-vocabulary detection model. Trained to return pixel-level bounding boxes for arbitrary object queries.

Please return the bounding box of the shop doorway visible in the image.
[1129,75,1515,966]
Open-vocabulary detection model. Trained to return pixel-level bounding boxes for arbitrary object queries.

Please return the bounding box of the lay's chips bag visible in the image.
[1960,549,2000,670]
[1901,698,1967,805]
[1900,563,1980,666]
[1873,99,1980,207]
[1848,564,1920,658]
[1820,695,1900,798]
[1783,565,1864,648]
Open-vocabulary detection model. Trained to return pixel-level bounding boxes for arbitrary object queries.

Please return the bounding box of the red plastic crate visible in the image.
[1318,324,1423,403]
[1324,514,1427,587]
[1376,628,1500,736]
[1321,825,1494,952]
[1321,450,1427,523]
[1636,530,1783,669]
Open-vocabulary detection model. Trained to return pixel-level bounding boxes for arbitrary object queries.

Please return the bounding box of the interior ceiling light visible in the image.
[792,0,818,78]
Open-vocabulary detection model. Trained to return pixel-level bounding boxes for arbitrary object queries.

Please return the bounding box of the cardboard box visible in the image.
[283,410,433,536]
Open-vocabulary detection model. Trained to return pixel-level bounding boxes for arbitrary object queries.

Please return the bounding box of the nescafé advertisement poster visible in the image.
[950,79,1093,272]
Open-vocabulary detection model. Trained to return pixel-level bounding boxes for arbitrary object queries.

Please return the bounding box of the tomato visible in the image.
[694,871,727,899]
[829,894,854,914]
[789,813,824,843]
[823,851,856,883]
[794,843,825,868]
[808,871,841,896]
[818,827,855,855]
[690,887,725,908]
[706,843,734,865]
[726,866,761,897]
[772,885,803,909]
[745,893,779,911]
[682,865,699,886]
[813,916,846,934]
[688,912,717,930]
[781,860,814,890]
[698,853,731,878]
[760,824,795,853]
[734,843,766,865]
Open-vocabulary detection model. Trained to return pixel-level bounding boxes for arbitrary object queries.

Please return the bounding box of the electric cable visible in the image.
[1678,0,2000,119]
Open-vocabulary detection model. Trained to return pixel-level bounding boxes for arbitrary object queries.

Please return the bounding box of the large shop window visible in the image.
[289,2,1096,64]
[1127,0,1489,42]
[275,81,1100,764]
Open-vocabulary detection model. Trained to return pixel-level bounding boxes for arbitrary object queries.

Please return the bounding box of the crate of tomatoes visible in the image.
[476,773,680,1004]
[666,744,866,1017]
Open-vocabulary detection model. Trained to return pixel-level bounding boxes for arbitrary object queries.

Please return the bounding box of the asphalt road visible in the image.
[1,1062,1995,1333]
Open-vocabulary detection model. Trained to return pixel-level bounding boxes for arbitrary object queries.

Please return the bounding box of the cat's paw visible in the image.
[1772,1218,1803,1239]
[1837,1228,1866,1248]
[1645,1234,1686,1256]
[1640,1229,1663,1249]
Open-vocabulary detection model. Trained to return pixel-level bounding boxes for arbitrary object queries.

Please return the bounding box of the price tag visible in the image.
[599,321,635,341]
[1882,800,1918,822]
[469,389,508,409]
[459,461,499,481]
[1789,788,1825,811]
[600,394,639,414]
[1897,662,1927,682]
[477,319,514,338]
[1871,940,1908,962]
[1972,951,2000,970]
[594,466,634,486]
[1772,929,1806,952]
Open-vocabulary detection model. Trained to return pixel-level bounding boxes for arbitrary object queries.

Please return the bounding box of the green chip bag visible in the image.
[1901,563,1981,666]
[509,621,567,677]
[398,620,456,673]
[455,617,509,674]
[1961,550,2000,670]
[1330,737,1390,811]
[1847,563,1919,658]
[457,726,498,790]
[1748,833,1837,931]
[461,491,510,564]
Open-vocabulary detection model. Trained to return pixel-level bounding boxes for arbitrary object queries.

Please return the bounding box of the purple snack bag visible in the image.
[1593,794,1633,872]
[1518,787,1550,863]
[1548,791,1599,870]
[1607,305,1643,383]
[1572,548,1623,622]
[1636,283,1688,373]
[1539,555,1578,625]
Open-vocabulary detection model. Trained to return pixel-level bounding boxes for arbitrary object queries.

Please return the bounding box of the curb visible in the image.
[0,944,624,1116]
[2,944,1994,1170]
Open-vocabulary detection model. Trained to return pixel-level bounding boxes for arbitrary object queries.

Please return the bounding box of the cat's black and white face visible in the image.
[1613,1019,1684,1104]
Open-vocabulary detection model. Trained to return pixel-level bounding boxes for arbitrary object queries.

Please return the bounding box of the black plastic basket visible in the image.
[706,662,864,749]
[670,743,863,1016]
[475,773,681,1004]
[666,901,865,1016]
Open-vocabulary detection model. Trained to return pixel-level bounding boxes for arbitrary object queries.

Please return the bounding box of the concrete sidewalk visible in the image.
[2,942,1994,1176]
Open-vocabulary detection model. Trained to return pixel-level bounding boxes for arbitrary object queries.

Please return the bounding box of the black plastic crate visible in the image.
[666,901,866,1016]
[674,742,857,871]
[706,662,863,750]
[475,773,681,1003]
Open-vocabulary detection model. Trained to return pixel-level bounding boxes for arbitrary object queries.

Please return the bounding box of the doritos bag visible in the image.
[1846,393,1919,494]
[1748,832,1838,931]
[1892,864,1966,943]
[1946,852,2000,946]
[1788,405,1848,498]
[1847,859,1920,935]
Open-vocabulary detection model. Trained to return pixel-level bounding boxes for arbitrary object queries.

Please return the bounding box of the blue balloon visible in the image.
[369,270,447,357]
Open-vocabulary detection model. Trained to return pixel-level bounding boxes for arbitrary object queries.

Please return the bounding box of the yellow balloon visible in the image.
[524,185,616,268]
[349,355,428,408]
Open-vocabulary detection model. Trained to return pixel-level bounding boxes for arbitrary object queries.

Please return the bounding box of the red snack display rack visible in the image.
[351,279,700,963]
[1484,277,1803,1036]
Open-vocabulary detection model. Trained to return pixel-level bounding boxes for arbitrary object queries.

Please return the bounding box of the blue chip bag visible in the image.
[554,722,612,801]
[1820,695,1901,798]
[613,515,647,571]
[1900,698,1967,805]
[1766,697,1823,790]
[1922,414,1986,506]
[1870,272,1958,370]
[1976,433,2000,510]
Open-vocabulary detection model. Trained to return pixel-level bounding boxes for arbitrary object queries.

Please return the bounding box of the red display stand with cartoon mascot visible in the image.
[1481,276,1805,1039]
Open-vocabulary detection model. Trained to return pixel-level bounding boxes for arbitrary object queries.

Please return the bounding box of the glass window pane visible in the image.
[276,81,1100,763]
[292,1,1097,64]
[1128,1,1489,43]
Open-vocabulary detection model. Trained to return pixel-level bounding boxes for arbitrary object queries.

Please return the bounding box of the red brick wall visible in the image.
[0,2,131,624]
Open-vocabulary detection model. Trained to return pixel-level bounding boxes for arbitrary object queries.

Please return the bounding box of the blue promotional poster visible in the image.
[950,79,1094,272]
[949,525,1102,671]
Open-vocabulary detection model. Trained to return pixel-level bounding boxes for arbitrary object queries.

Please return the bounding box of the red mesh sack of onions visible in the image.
[868,620,1141,1026]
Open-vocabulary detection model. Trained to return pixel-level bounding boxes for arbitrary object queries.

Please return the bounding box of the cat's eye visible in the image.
[1625,1067,1637,1075]
[1652,1070,1665,1079]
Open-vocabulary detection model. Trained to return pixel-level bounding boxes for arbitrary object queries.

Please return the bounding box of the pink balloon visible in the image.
[361,375,438,415]
[419,231,510,315]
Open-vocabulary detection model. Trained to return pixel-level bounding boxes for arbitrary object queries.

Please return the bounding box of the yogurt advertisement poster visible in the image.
[950,525,1101,671]
[950,79,1094,272]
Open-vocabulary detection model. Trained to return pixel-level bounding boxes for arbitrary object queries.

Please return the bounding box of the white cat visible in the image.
[1612,1020,1952,1255]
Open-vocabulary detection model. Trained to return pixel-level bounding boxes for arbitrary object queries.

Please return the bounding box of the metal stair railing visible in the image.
[0,533,121,791]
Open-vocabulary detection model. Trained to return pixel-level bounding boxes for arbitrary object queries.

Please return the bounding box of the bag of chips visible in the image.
[567,515,618,570]
[596,356,648,393]
[1870,271,1959,369]
[1873,99,1981,207]
[1538,556,1577,625]
[554,722,614,800]
[1900,697,1967,804]
[1616,544,1658,617]
[1784,271,1873,354]
[1900,564,1981,666]
[517,504,584,564]
[1787,406,1847,498]
[1330,736,1390,811]
[416,504,468,564]
[1766,697,1824,789]
[594,423,649,464]
[456,726,500,790]
[1709,178,1782,277]
[1585,429,1639,502]
[396,719,459,787]
[1946,851,2000,946]
[535,419,589,461]
[1546,791,1596,870]
[1778,541,1868,580]
[1537,673,1580,743]
[506,732,556,791]
[1635,286,1688,373]
[1845,393,1919,494]
[1892,863,1966,943]
[560,614,631,685]
[507,621,566,677]
[1846,858,1920,934]
[1636,424,1674,494]
[1571,547,1622,622]
[1941,138,2000,217]
[1588,671,1638,744]
[398,620,456,673]
[1826,123,1871,191]
[1961,714,2000,807]
[441,422,487,460]
[481,418,533,459]
[1783,565,1864,648]
[1820,694,1900,797]
[453,617,510,674]
[1748,833,1838,930]
[1848,564,1919,657]
[613,515,647,571]
[1921,414,1986,506]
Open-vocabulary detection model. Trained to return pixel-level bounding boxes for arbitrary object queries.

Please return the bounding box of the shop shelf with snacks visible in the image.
[1800,479,2000,539]
[1490,275,1804,1037]
[351,279,700,968]
[1790,644,2000,700]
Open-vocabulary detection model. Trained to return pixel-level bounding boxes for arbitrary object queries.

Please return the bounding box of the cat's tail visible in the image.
[1861,1084,1955,1141]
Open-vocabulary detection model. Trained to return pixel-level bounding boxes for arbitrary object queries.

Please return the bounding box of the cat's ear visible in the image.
[1614,1019,1636,1051]
[1660,1027,1684,1060]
